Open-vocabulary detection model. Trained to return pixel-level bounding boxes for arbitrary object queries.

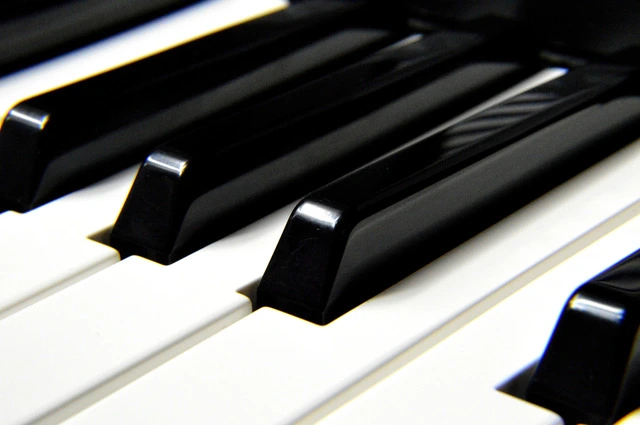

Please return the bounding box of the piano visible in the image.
[2,1,640,424]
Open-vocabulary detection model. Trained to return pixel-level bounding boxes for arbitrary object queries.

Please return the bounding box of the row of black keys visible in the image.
[3,2,640,329]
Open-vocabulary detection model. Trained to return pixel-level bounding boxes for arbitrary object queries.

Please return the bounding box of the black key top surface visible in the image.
[257,67,635,325]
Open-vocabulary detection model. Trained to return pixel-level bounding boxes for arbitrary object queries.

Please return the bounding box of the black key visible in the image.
[527,249,640,425]
[0,0,205,73]
[0,0,70,19]
[257,66,636,325]
[0,0,391,212]
[110,29,531,265]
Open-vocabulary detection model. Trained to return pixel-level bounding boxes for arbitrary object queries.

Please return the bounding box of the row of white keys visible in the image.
[50,129,640,425]
[316,200,640,424]
[0,0,288,319]
[0,70,567,425]
[0,206,291,425]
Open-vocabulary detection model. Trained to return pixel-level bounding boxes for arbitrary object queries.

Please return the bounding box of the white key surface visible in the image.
[323,387,562,425]
[0,257,249,425]
[0,167,136,319]
[56,132,640,425]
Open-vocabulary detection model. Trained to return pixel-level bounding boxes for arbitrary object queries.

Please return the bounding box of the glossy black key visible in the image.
[110,28,533,265]
[527,249,640,425]
[0,0,70,18]
[0,0,204,73]
[257,66,637,325]
[0,0,393,212]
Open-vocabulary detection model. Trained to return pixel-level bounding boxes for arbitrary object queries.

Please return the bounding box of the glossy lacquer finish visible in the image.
[0,0,389,212]
[0,0,203,73]
[110,27,536,265]
[527,249,640,425]
[257,67,637,325]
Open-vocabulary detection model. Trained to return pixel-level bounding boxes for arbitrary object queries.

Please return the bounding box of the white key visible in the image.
[317,206,640,425]
[0,0,288,319]
[0,204,291,425]
[57,132,640,425]
[0,167,135,319]
[322,387,562,425]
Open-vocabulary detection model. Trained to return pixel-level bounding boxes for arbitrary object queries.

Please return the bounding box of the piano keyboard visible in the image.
[2,1,640,424]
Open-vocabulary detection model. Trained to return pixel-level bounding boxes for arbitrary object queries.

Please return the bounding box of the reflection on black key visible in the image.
[0,1,390,212]
[527,250,640,425]
[257,67,636,325]
[0,0,206,73]
[110,29,530,265]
